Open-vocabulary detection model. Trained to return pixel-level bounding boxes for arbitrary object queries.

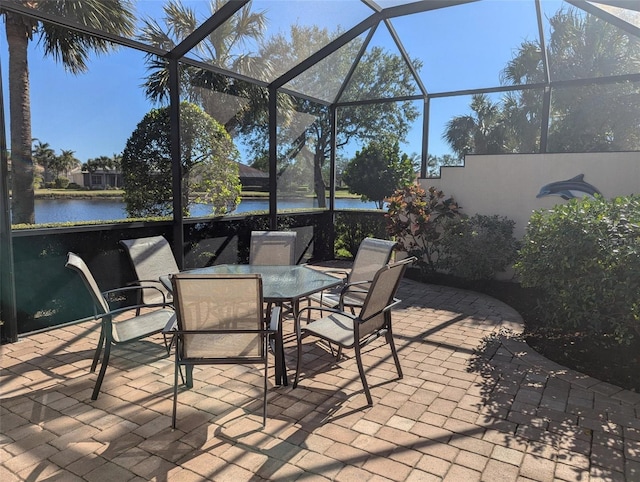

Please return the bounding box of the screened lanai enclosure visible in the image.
[1,0,639,341]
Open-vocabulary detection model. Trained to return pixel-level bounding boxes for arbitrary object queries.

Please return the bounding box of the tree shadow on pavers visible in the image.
[207,386,362,480]
[3,320,170,381]
[469,329,629,481]
[0,371,181,481]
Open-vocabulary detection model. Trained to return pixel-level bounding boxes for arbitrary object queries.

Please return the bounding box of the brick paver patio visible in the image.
[2,277,639,481]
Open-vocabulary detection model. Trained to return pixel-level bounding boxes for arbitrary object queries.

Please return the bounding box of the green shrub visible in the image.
[385,184,461,275]
[335,211,388,258]
[54,177,70,189]
[439,214,518,280]
[515,195,640,345]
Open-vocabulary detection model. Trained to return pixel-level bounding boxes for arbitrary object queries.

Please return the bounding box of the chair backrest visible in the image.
[65,252,110,316]
[349,238,396,285]
[120,236,179,303]
[171,273,265,360]
[342,238,396,305]
[357,257,413,338]
[249,231,297,266]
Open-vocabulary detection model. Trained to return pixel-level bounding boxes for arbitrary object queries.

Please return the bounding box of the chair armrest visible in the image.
[94,302,173,322]
[126,279,164,286]
[321,268,350,280]
[163,313,177,334]
[338,279,371,302]
[296,304,356,324]
[102,285,167,306]
[268,306,281,333]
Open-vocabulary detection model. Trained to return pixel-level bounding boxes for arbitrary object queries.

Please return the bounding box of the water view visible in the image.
[33,197,379,224]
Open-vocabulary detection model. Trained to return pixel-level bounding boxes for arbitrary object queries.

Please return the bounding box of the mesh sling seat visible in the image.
[167,273,280,428]
[65,252,175,400]
[249,231,297,266]
[119,235,180,307]
[309,237,396,313]
[294,257,415,406]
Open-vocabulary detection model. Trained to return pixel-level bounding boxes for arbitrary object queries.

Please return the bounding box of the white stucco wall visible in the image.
[421,152,640,239]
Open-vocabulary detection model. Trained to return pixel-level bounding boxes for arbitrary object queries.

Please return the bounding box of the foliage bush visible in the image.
[335,211,388,258]
[439,214,518,280]
[385,184,461,275]
[121,102,240,217]
[342,137,416,209]
[515,195,640,345]
[54,177,70,189]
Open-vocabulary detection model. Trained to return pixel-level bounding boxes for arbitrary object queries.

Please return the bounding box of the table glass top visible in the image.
[187,264,342,301]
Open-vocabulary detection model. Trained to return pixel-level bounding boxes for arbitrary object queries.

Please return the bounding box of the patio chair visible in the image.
[167,273,280,428]
[294,257,415,406]
[65,252,175,400]
[249,230,297,266]
[309,237,396,313]
[119,235,179,306]
[250,230,297,317]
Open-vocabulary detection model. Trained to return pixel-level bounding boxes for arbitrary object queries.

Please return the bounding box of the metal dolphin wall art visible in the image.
[536,174,602,200]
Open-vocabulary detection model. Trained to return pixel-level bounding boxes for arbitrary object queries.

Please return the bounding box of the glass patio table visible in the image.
[162,264,343,386]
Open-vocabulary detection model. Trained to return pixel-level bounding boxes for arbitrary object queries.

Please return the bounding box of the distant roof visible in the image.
[237,163,268,179]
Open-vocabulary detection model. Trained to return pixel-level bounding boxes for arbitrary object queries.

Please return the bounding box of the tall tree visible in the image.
[83,154,121,173]
[138,0,270,135]
[243,25,420,207]
[121,102,240,217]
[50,149,80,179]
[342,137,416,209]
[443,8,640,158]
[443,94,508,160]
[2,0,135,224]
[32,139,55,184]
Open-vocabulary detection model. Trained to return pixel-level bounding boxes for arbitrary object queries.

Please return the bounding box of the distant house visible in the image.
[237,163,269,191]
[68,166,123,189]
[68,162,268,191]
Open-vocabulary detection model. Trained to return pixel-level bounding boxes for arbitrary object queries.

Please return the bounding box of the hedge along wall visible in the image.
[423,152,640,239]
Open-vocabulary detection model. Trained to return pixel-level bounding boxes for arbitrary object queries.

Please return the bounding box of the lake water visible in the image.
[33,197,379,224]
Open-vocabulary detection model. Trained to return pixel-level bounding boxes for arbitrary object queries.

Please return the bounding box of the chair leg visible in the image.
[263,346,268,427]
[185,364,194,389]
[293,333,304,389]
[354,343,373,406]
[91,341,111,400]
[90,328,105,373]
[386,324,403,380]
[162,332,175,356]
[335,346,343,361]
[172,361,179,429]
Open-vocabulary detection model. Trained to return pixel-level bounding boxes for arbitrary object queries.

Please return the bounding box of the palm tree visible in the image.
[52,149,80,180]
[442,94,508,160]
[31,139,55,184]
[138,0,271,135]
[501,8,640,152]
[2,1,135,223]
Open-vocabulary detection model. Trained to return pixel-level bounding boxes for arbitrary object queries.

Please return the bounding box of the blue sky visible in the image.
[0,0,563,165]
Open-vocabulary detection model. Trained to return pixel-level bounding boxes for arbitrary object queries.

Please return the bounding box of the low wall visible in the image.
[422,152,640,239]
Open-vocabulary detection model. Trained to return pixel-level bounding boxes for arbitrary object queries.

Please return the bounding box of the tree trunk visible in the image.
[313,152,326,209]
[6,14,35,224]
